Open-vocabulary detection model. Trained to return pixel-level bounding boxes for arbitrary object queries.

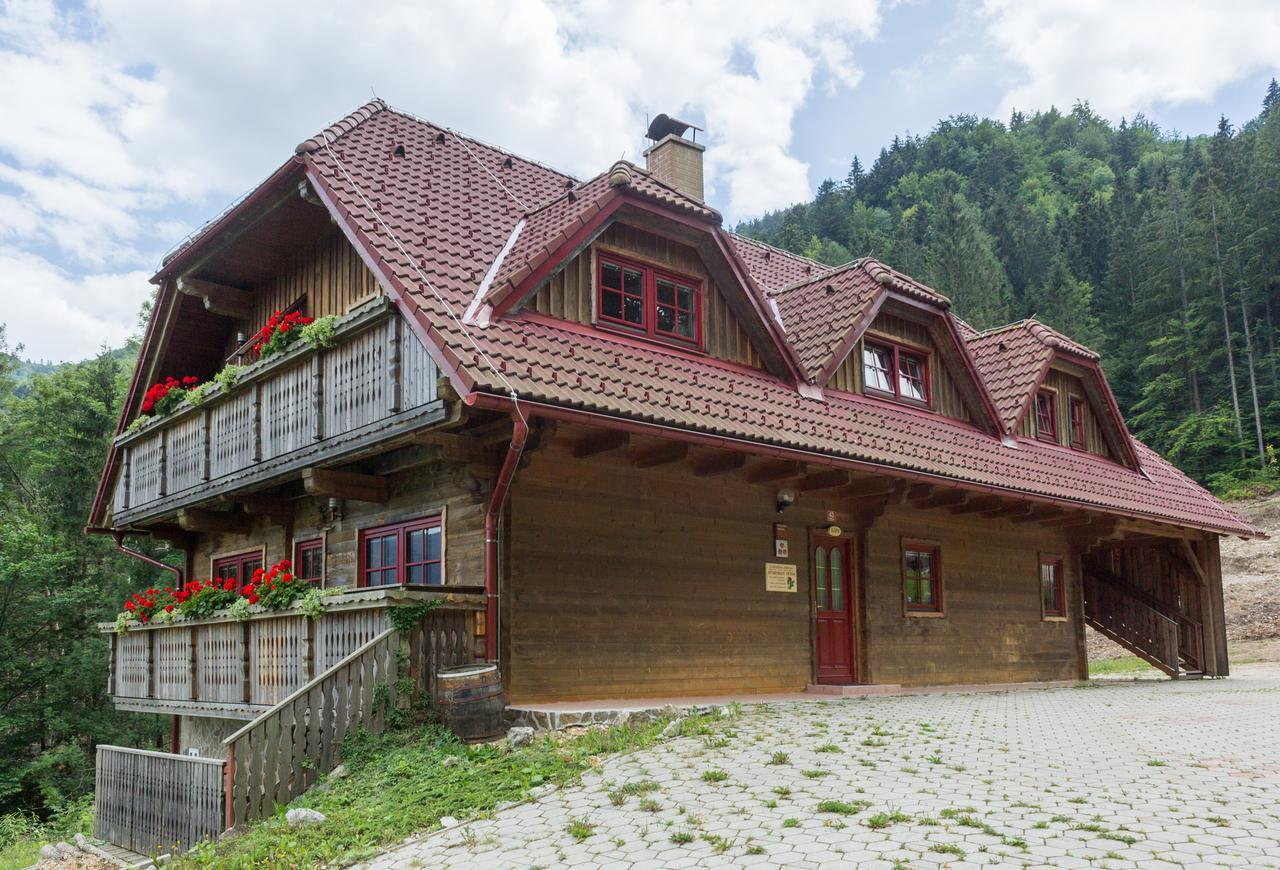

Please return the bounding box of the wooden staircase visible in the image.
[1083,567,1204,678]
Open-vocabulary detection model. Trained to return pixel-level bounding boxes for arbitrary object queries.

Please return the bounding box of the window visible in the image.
[1068,396,1086,449]
[814,544,845,612]
[295,538,324,584]
[1035,390,1057,442]
[358,516,443,587]
[862,339,930,406]
[212,550,264,593]
[1040,556,1065,618]
[903,543,942,614]
[597,254,702,346]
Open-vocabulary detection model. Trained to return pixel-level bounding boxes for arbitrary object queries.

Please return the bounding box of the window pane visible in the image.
[657,279,675,305]
[601,262,622,290]
[677,285,694,310]
[898,354,926,401]
[623,267,643,296]
[407,564,423,584]
[623,294,643,325]
[905,549,936,608]
[426,527,441,561]
[863,345,893,392]
[601,289,622,319]
[366,537,382,570]
[407,529,423,564]
[656,302,675,333]
[676,312,694,339]
[830,548,844,612]
[815,546,828,610]
[426,563,442,586]
[382,535,397,568]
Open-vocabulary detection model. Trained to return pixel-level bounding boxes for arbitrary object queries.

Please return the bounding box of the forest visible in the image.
[738,83,1280,494]
[1,88,1279,833]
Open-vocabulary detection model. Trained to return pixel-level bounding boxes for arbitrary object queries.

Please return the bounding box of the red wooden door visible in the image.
[813,533,855,684]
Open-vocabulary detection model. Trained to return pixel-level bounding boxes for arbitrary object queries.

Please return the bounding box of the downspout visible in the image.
[484,413,529,662]
[86,526,185,586]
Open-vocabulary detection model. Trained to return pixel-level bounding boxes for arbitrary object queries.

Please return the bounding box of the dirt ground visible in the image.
[1086,494,1280,663]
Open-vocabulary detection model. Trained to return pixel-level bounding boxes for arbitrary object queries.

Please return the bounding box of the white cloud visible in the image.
[0,251,150,361]
[0,0,883,359]
[982,0,1280,119]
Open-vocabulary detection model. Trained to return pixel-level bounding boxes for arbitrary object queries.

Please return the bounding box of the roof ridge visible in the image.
[520,170,608,218]
[972,318,1099,360]
[610,160,723,222]
[295,99,389,154]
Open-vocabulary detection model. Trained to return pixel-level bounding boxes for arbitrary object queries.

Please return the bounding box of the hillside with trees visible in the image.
[737,84,1280,495]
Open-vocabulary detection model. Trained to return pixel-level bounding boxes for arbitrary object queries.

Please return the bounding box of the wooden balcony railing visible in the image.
[94,746,225,855]
[102,587,484,719]
[110,297,444,525]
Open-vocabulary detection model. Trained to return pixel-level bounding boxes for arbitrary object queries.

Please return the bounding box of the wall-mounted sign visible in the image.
[827,525,843,537]
[765,562,798,592]
[773,522,789,558]
[826,510,838,523]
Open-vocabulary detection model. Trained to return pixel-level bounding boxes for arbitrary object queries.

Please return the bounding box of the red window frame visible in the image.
[1068,396,1086,450]
[595,253,703,348]
[358,516,444,588]
[1035,390,1057,442]
[212,550,263,593]
[1040,556,1065,618]
[862,338,931,407]
[295,538,324,584]
[902,542,942,614]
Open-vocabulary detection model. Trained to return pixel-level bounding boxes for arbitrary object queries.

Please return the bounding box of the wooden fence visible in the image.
[1082,571,1181,675]
[223,607,477,825]
[111,299,438,523]
[94,746,225,855]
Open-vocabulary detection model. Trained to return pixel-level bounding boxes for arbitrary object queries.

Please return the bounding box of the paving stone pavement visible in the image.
[363,667,1280,869]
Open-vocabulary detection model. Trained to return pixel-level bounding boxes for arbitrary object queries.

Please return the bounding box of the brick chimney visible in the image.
[644,114,705,202]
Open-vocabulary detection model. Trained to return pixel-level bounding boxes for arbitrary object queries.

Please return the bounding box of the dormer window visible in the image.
[597,254,702,347]
[1068,396,1086,449]
[862,339,930,407]
[1035,390,1057,442]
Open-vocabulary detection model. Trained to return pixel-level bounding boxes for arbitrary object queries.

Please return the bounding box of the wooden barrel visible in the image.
[435,664,506,742]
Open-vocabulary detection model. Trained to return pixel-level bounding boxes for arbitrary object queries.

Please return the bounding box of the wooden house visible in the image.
[85,102,1260,853]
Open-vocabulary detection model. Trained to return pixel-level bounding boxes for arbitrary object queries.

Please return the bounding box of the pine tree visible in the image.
[845,156,865,192]
[923,192,1011,328]
[1264,78,1280,113]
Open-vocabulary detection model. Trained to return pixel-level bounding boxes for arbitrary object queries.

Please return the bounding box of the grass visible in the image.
[816,800,870,815]
[566,817,594,842]
[865,810,910,829]
[930,843,966,857]
[767,751,789,765]
[179,715,695,868]
[1088,656,1161,677]
[700,769,728,783]
[0,798,93,870]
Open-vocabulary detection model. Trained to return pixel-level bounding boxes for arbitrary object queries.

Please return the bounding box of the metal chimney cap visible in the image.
[646,113,702,142]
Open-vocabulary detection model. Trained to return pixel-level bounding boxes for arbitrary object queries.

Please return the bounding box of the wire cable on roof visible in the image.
[318,131,526,428]
[447,130,528,211]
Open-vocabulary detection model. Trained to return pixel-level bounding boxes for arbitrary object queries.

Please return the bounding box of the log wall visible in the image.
[1017,366,1113,457]
[252,223,381,325]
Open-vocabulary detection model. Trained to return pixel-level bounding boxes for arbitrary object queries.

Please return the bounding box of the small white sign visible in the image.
[775,539,789,558]
[765,562,798,592]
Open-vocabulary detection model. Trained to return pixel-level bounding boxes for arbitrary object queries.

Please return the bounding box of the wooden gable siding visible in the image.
[830,312,971,423]
[1019,367,1113,458]
[252,224,382,327]
[528,222,766,369]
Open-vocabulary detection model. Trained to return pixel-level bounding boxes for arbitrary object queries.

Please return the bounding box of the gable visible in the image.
[525,221,771,369]
[830,310,974,424]
[1019,365,1113,458]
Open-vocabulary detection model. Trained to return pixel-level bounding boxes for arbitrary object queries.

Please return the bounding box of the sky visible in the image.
[2,0,1279,364]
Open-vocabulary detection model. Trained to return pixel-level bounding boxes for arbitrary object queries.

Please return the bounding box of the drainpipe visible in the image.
[85,526,185,586]
[484,413,529,663]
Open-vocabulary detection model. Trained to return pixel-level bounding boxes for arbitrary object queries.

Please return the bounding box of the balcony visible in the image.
[110,297,445,526]
[102,587,484,719]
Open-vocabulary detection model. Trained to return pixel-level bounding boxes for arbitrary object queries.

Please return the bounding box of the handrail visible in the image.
[222,628,395,747]
[114,296,394,448]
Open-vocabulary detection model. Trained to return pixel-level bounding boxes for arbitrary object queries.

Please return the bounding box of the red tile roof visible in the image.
[967,322,1056,433]
[144,101,1259,538]
[770,259,884,382]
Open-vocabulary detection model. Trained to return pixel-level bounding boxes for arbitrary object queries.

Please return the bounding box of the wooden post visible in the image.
[200,409,212,481]
[311,354,324,443]
[189,626,199,701]
[121,447,132,510]
[252,384,263,463]
[107,633,117,695]
[224,746,235,831]
[158,430,168,497]
[388,317,403,414]
[303,618,316,682]
[1201,535,1229,676]
[147,629,156,699]
[1072,550,1088,681]
[240,622,252,704]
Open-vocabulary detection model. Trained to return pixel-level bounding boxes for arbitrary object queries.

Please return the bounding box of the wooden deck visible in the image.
[110,297,444,526]
[102,587,484,718]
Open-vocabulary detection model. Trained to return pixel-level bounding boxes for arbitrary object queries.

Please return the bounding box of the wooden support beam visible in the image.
[1012,507,1065,524]
[797,469,851,492]
[693,451,746,477]
[981,501,1033,520]
[915,490,967,511]
[176,508,251,534]
[836,477,899,501]
[220,494,292,524]
[572,430,630,459]
[1179,539,1210,586]
[302,468,389,503]
[950,496,1002,515]
[1040,512,1095,528]
[631,441,689,469]
[176,276,253,320]
[744,460,804,485]
[905,483,934,503]
[413,430,493,465]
